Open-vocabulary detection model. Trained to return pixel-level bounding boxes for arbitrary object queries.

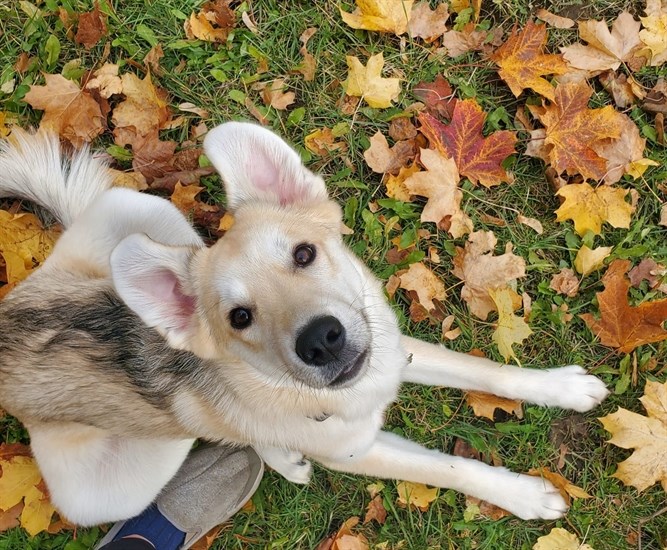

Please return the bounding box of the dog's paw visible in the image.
[278,453,313,484]
[538,365,609,412]
[494,473,569,520]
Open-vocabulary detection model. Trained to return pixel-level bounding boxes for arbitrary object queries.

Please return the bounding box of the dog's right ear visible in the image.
[110,234,198,349]
[203,122,328,210]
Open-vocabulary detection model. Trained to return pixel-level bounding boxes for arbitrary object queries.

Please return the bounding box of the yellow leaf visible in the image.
[465,391,523,420]
[20,485,55,537]
[340,0,413,35]
[533,527,595,550]
[528,468,592,505]
[0,456,42,511]
[489,287,533,362]
[640,14,667,66]
[386,162,419,202]
[574,245,612,276]
[599,379,667,492]
[396,481,438,511]
[626,157,659,178]
[555,182,635,236]
[342,53,401,108]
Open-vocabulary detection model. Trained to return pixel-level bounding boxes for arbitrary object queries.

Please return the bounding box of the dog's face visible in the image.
[110,122,377,390]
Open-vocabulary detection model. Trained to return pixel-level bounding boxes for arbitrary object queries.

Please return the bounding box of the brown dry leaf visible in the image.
[396,481,438,511]
[296,27,317,81]
[536,8,575,29]
[451,231,526,320]
[661,204,667,226]
[533,528,595,550]
[528,468,592,506]
[185,0,235,43]
[412,74,457,120]
[599,71,644,109]
[489,287,533,362]
[131,131,177,181]
[112,72,171,146]
[189,526,223,550]
[599,379,667,492]
[24,74,105,147]
[418,102,517,187]
[628,258,666,289]
[490,21,569,101]
[580,259,667,353]
[75,1,107,49]
[465,391,523,420]
[409,1,449,42]
[109,169,148,191]
[144,44,165,74]
[517,214,543,234]
[389,117,417,141]
[340,0,413,35]
[319,517,369,550]
[403,148,472,238]
[305,128,348,157]
[555,182,634,236]
[363,495,387,525]
[530,80,624,180]
[397,261,446,313]
[561,11,644,73]
[442,24,503,57]
[260,79,295,110]
[574,245,612,277]
[363,131,415,174]
[550,268,580,298]
[85,63,122,98]
[385,162,419,201]
[343,54,402,109]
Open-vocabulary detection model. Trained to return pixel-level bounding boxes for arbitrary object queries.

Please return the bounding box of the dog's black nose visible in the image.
[296,316,346,366]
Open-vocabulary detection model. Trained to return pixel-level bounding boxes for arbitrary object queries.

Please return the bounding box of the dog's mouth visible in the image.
[328,349,369,387]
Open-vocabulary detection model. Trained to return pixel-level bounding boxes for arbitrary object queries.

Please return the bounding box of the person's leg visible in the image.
[99,538,154,550]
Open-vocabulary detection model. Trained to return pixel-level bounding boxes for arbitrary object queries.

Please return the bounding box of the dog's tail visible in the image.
[0,130,113,227]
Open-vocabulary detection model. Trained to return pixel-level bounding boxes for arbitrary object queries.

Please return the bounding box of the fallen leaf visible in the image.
[596,114,654,184]
[550,268,580,297]
[403,148,472,237]
[640,3,667,67]
[530,81,623,180]
[517,214,543,234]
[409,1,448,42]
[144,44,165,74]
[340,0,413,35]
[412,74,457,120]
[580,259,667,353]
[599,71,643,109]
[296,27,318,81]
[343,53,402,108]
[363,131,415,174]
[465,391,523,420]
[442,24,502,57]
[185,0,235,43]
[528,468,592,506]
[305,128,348,157]
[555,182,634,236]
[75,1,107,49]
[533,527,595,550]
[131,131,177,181]
[450,0,480,20]
[85,63,122,98]
[363,495,387,524]
[628,258,666,289]
[599,379,667,492]
[109,169,148,191]
[396,481,438,511]
[259,79,295,110]
[418,103,517,187]
[397,261,446,313]
[23,74,105,147]
[489,287,533,362]
[385,162,419,201]
[574,245,613,277]
[561,12,643,73]
[451,231,526,320]
[661,204,667,226]
[536,8,575,29]
[490,21,569,101]
[388,117,417,141]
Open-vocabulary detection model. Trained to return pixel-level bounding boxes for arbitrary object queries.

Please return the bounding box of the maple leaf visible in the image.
[184,0,235,43]
[528,468,592,506]
[530,80,623,180]
[490,21,569,101]
[451,231,526,320]
[343,54,401,109]
[561,11,643,73]
[396,481,438,511]
[340,0,413,35]
[555,182,634,236]
[533,528,595,550]
[412,74,457,120]
[550,268,580,298]
[599,379,667,492]
[259,79,296,110]
[403,148,472,238]
[363,131,415,174]
[85,63,123,99]
[397,261,446,313]
[131,131,177,181]
[574,245,612,276]
[315,517,369,550]
[363,495,387,524]
[418,104,517,187]
[23,74,105,147]
[640,0,667,67]
[385,162,419,201]
[580,259,667,353]
[489,287,533,362]
[442,24,503,57]
[409,1,449,42]
[305,128,348,157]
[75,1,107,49]
[629,258,666,290]
[465,391,523,421]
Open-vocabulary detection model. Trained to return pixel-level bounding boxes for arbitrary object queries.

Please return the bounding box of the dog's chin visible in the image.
[327,349,369,388]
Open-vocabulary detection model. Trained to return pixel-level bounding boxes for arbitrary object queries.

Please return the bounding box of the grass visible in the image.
[1,0,667,549]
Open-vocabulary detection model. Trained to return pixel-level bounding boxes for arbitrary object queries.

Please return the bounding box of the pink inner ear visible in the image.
[247,158,304,207]
[140,269,195,329]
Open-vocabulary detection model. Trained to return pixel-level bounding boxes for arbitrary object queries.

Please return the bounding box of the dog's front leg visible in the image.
[400,336,609,412]
[254,446,312,484]
[317,431,566,520]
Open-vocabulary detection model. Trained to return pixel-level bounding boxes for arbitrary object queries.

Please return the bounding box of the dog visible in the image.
[0,123,609,526]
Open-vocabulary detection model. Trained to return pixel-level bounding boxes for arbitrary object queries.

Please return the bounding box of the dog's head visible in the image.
[110,123,382,390]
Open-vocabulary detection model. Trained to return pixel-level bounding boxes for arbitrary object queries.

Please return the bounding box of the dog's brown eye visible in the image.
[230,308,252,329]
[293,243,316,267]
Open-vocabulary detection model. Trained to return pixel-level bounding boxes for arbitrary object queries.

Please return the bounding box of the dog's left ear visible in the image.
[110,234,198,348]
[203,122,328,210]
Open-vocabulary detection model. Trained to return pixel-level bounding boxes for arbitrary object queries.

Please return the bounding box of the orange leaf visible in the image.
[465,391,523,421]
[528,468,592,506]
[363,495,387,524]
[418,102,517,187]
[490,21,569,101]
[580,259,667,353]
